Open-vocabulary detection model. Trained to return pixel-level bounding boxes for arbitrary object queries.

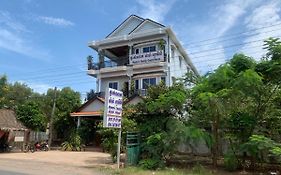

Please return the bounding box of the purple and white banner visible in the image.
[103,88,123,128]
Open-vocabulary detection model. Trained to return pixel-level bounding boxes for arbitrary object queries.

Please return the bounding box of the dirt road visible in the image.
[0,151,113,175]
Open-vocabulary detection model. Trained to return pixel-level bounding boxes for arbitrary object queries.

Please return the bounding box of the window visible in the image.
[149,46,156,52]
[135,48,139,54]
[142,78,156,89]
[143,47,149,53]
[143,45,156,53]
[135,79,139,90]
[179,56,182,67]
[161,77,166,84]
[109,82,118,90]
[171,47,175,58]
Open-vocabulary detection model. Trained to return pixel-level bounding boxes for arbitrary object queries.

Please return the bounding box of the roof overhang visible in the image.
[70,111,102,117]
[88,27,167,51]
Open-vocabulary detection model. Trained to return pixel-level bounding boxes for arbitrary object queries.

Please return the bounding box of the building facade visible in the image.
[87,15,198,97]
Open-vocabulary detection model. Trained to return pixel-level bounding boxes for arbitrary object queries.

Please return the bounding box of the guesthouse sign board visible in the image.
[103,88,123,128]
[129,50,164,65]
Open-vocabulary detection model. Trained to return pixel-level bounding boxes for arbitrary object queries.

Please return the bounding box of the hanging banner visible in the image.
[103,88,123,128]
[129,50,164,65]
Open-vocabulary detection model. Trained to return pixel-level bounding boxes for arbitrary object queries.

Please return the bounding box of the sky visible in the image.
[0,0,281,96]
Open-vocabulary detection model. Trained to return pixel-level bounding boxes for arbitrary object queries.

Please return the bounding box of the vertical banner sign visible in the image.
[103,88,123,128]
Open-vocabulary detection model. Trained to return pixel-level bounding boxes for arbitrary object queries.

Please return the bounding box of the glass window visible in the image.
[142,78,156,89]
[149,46,156,52]
[143,47,150,53]
[179,56,182,67]
[135,80,139,90]
[161,77,166,84]
[143,45,156,53]
[109,82,118,90]
[135,48,139,54]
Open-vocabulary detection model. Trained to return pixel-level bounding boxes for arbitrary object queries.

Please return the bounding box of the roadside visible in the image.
[0,150,113,175]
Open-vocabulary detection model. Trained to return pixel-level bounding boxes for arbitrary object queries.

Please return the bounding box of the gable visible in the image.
[81,99,104,112]
[107,15,144,38]
[130,19,165,34]
[125,96,144,105]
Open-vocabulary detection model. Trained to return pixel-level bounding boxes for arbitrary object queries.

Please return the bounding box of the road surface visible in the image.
[0,151,113,175]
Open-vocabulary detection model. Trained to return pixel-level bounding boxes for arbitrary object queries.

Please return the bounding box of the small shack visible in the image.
[0,109,27,151]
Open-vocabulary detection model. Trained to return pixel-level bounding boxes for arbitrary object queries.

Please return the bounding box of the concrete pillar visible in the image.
[98,49,105,68]
[77,117,81,129]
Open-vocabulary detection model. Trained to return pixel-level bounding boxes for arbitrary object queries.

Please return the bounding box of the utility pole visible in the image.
[48,87,57,147]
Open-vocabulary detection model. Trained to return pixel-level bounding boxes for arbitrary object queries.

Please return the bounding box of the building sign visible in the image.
[103,88,123,128]
[129,50,164,65]
[14,136,24,142]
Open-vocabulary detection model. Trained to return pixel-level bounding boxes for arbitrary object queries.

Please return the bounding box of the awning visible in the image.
[70,111,102,117]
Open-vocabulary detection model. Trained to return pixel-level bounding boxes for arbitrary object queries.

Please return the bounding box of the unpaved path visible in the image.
[0,151,114,175]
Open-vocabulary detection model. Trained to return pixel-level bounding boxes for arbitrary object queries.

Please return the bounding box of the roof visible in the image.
[106,14,165,38]
[0,109,27,130]
[76,96,105,112]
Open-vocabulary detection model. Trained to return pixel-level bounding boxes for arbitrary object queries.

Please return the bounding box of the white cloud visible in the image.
[37,16,74,27]
[172,0,259,74]
[0,11,50,60]
[134,0,176,22]
[240,0,281,60]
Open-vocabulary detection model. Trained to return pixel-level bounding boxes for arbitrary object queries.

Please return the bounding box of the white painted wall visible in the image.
[110,17,143,38]
[100,76,129,92]
[168,39,189,85]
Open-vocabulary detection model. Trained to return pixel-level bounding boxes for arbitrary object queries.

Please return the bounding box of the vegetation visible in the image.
[0,77,81,139]
[2,37,281,173]
[97,38,281,172]
[61,131,84,151]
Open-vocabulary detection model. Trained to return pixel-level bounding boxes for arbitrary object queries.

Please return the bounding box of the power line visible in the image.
[188,35,281,55]
[184,22,281,46]
[187,26,281,49]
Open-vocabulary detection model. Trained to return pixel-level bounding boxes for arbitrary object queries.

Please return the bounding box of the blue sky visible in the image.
[0,0,281,96]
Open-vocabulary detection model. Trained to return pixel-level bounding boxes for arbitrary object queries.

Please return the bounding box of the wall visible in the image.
[100,76,129,92]
[168,39,190,85]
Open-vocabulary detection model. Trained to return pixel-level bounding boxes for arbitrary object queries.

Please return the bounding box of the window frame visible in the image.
[142,77,157,89]
[108,81,118,90]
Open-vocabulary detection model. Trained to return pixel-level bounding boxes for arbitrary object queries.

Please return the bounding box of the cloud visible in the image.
[240,0,281,60]
[172,0,259,74]
[37,16,74,27]
[0,11,50,60]
[134,0,176,22]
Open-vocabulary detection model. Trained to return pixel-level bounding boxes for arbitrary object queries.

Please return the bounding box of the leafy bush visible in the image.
[223,152,239,171]
[97,113,137,162]
[139,158,164,170]
[61,131,84,151]
[240,135,281,164]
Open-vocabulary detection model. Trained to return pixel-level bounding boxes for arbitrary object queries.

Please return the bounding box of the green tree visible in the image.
[0,75,8,108]
[16,101,46,131]
[188,38,281,169]
[52,87,81,140]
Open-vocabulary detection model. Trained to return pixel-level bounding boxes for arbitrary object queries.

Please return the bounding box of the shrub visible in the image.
[139,158,164,170]
[223,152,239,171]
[61,131,84,151]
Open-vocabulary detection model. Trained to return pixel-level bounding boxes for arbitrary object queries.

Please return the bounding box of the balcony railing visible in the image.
[88,60,129,70]
[87,89,148,101]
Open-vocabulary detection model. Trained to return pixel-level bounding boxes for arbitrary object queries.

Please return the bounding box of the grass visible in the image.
[99,164,213,175]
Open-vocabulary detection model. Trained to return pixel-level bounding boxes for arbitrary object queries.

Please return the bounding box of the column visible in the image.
[98,49,105,68]
[77,117,81,129]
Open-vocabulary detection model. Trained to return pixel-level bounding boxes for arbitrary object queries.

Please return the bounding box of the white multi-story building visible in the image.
[87,14,198,97]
